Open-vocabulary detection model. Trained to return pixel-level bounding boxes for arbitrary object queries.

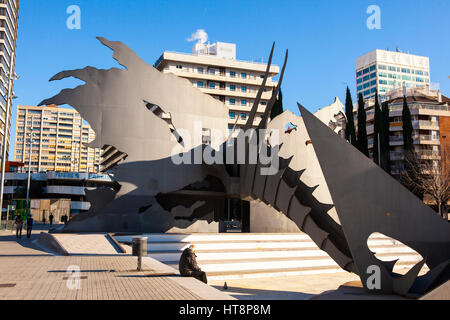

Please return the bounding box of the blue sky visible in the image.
[9,0,450,158]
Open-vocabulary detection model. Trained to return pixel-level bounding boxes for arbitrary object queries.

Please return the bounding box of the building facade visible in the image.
[340,87,449,177]
[356,49,430,101]
[13,105,102,173]
[0,0,19,169]
[154,41,279,131]
[2,171,115,216]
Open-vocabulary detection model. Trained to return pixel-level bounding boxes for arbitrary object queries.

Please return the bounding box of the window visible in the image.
[241,100,247,106]
[209,82,215,89]
[229,112,235,119]
[370,72,376,79]
[176,65,182,69]
[241,86,247,93]
[371,87,377,93]
[357,78,363,84]
[363,75,370,81]
[356,71,362,77]
[370,65,376,71]
[197,67,203,74]
[363,67,370,74]
[261,101,267,105]
[241,72,247,79]
[401,68,410,74]
[363,83,370,89]
[357,85,363,91]
[230,71,236,77]
[379,79,387,85]
[240,113,247,120]
[388,66,396,72]
[229,99,235,105]
[378,64,386,70]
[230,85,236,91]
[370,80,376,86]
[209,69,215,75]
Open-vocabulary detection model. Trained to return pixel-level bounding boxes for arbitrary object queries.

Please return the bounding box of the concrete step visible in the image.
[115,232,425,280]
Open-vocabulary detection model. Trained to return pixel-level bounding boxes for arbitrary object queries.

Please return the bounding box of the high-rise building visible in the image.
[356,49,430,101]
[154,41,279,131]
[0,0,19,168]
[13,105,102,173]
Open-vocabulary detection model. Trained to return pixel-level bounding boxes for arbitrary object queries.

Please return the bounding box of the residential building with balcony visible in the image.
[153,41,279,131]
[356,49,430,101]
[0,0,19,169]
[340,86,449,177]
[13,105,102,173]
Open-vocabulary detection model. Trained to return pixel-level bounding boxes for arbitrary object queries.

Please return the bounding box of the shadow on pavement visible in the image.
[211,285,314,300]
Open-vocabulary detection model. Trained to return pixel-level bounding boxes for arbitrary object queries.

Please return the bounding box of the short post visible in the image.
[132,237,147,271]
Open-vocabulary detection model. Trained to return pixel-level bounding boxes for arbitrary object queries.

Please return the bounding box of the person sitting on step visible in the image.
[179,244,207,284]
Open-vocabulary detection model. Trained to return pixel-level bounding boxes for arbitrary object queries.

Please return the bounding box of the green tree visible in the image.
[380,101,391,173]
[401,95,422,199]
[270,88,283,120]
[344,87,356,146]
[402,95,414,152]
[356,93,369,157]
[373,93,382,165]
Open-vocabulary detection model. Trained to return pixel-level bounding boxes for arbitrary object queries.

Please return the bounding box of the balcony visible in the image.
[44,185,95,196]
[390,151,404,160]
[70,201,91,211]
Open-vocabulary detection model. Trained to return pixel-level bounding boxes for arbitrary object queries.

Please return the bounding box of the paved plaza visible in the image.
[0,226,233,300]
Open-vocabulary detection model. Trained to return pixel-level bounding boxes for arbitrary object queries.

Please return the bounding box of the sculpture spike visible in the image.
[258,49,288,130]
[243,42,275,131]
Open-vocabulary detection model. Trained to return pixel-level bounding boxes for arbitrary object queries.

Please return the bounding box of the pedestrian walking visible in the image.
[49,213,54,226]
[26,215,34,239]
[14,215,24,240]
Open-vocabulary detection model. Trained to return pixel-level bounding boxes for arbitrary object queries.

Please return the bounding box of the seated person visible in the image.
[179,244,207,284]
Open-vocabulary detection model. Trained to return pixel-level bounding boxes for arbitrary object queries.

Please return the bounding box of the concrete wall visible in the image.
[250,201,301,233]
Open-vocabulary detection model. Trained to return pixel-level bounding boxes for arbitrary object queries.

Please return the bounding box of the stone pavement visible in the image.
[0,226,234,300]
[50,233,120,255]
[209,272,362,300]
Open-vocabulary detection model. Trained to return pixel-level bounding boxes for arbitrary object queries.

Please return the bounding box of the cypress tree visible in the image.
[381,101,391,173]
[344,87,356,146]
[373,93,382,165]
[270,88,283,120]
[356,93,369,157]
[402,95,414,152]
[401,95,422,199]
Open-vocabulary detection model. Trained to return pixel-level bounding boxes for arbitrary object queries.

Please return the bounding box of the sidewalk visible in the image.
[0,227,234,300]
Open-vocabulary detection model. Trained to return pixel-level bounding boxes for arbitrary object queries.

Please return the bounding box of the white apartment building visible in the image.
[0,0,19,169]
[13,105,102,173]
[356,49,430,101]
[154,41,279,131]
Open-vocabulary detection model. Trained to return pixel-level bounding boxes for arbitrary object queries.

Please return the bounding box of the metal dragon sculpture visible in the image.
[39,37,450,297]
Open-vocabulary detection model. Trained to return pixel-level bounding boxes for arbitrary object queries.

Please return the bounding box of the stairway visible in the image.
[114,232,425,281]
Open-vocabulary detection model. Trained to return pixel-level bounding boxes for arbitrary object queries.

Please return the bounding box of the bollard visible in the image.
[132,236,147,271]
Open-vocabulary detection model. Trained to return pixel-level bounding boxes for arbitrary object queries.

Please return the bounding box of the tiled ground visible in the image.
[51,233,120,255]
[0,255,201,300]
[0,226,233,300]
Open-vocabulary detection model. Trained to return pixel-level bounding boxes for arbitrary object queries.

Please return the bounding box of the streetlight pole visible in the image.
[26,131,36,216]
[0,72,18,225]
